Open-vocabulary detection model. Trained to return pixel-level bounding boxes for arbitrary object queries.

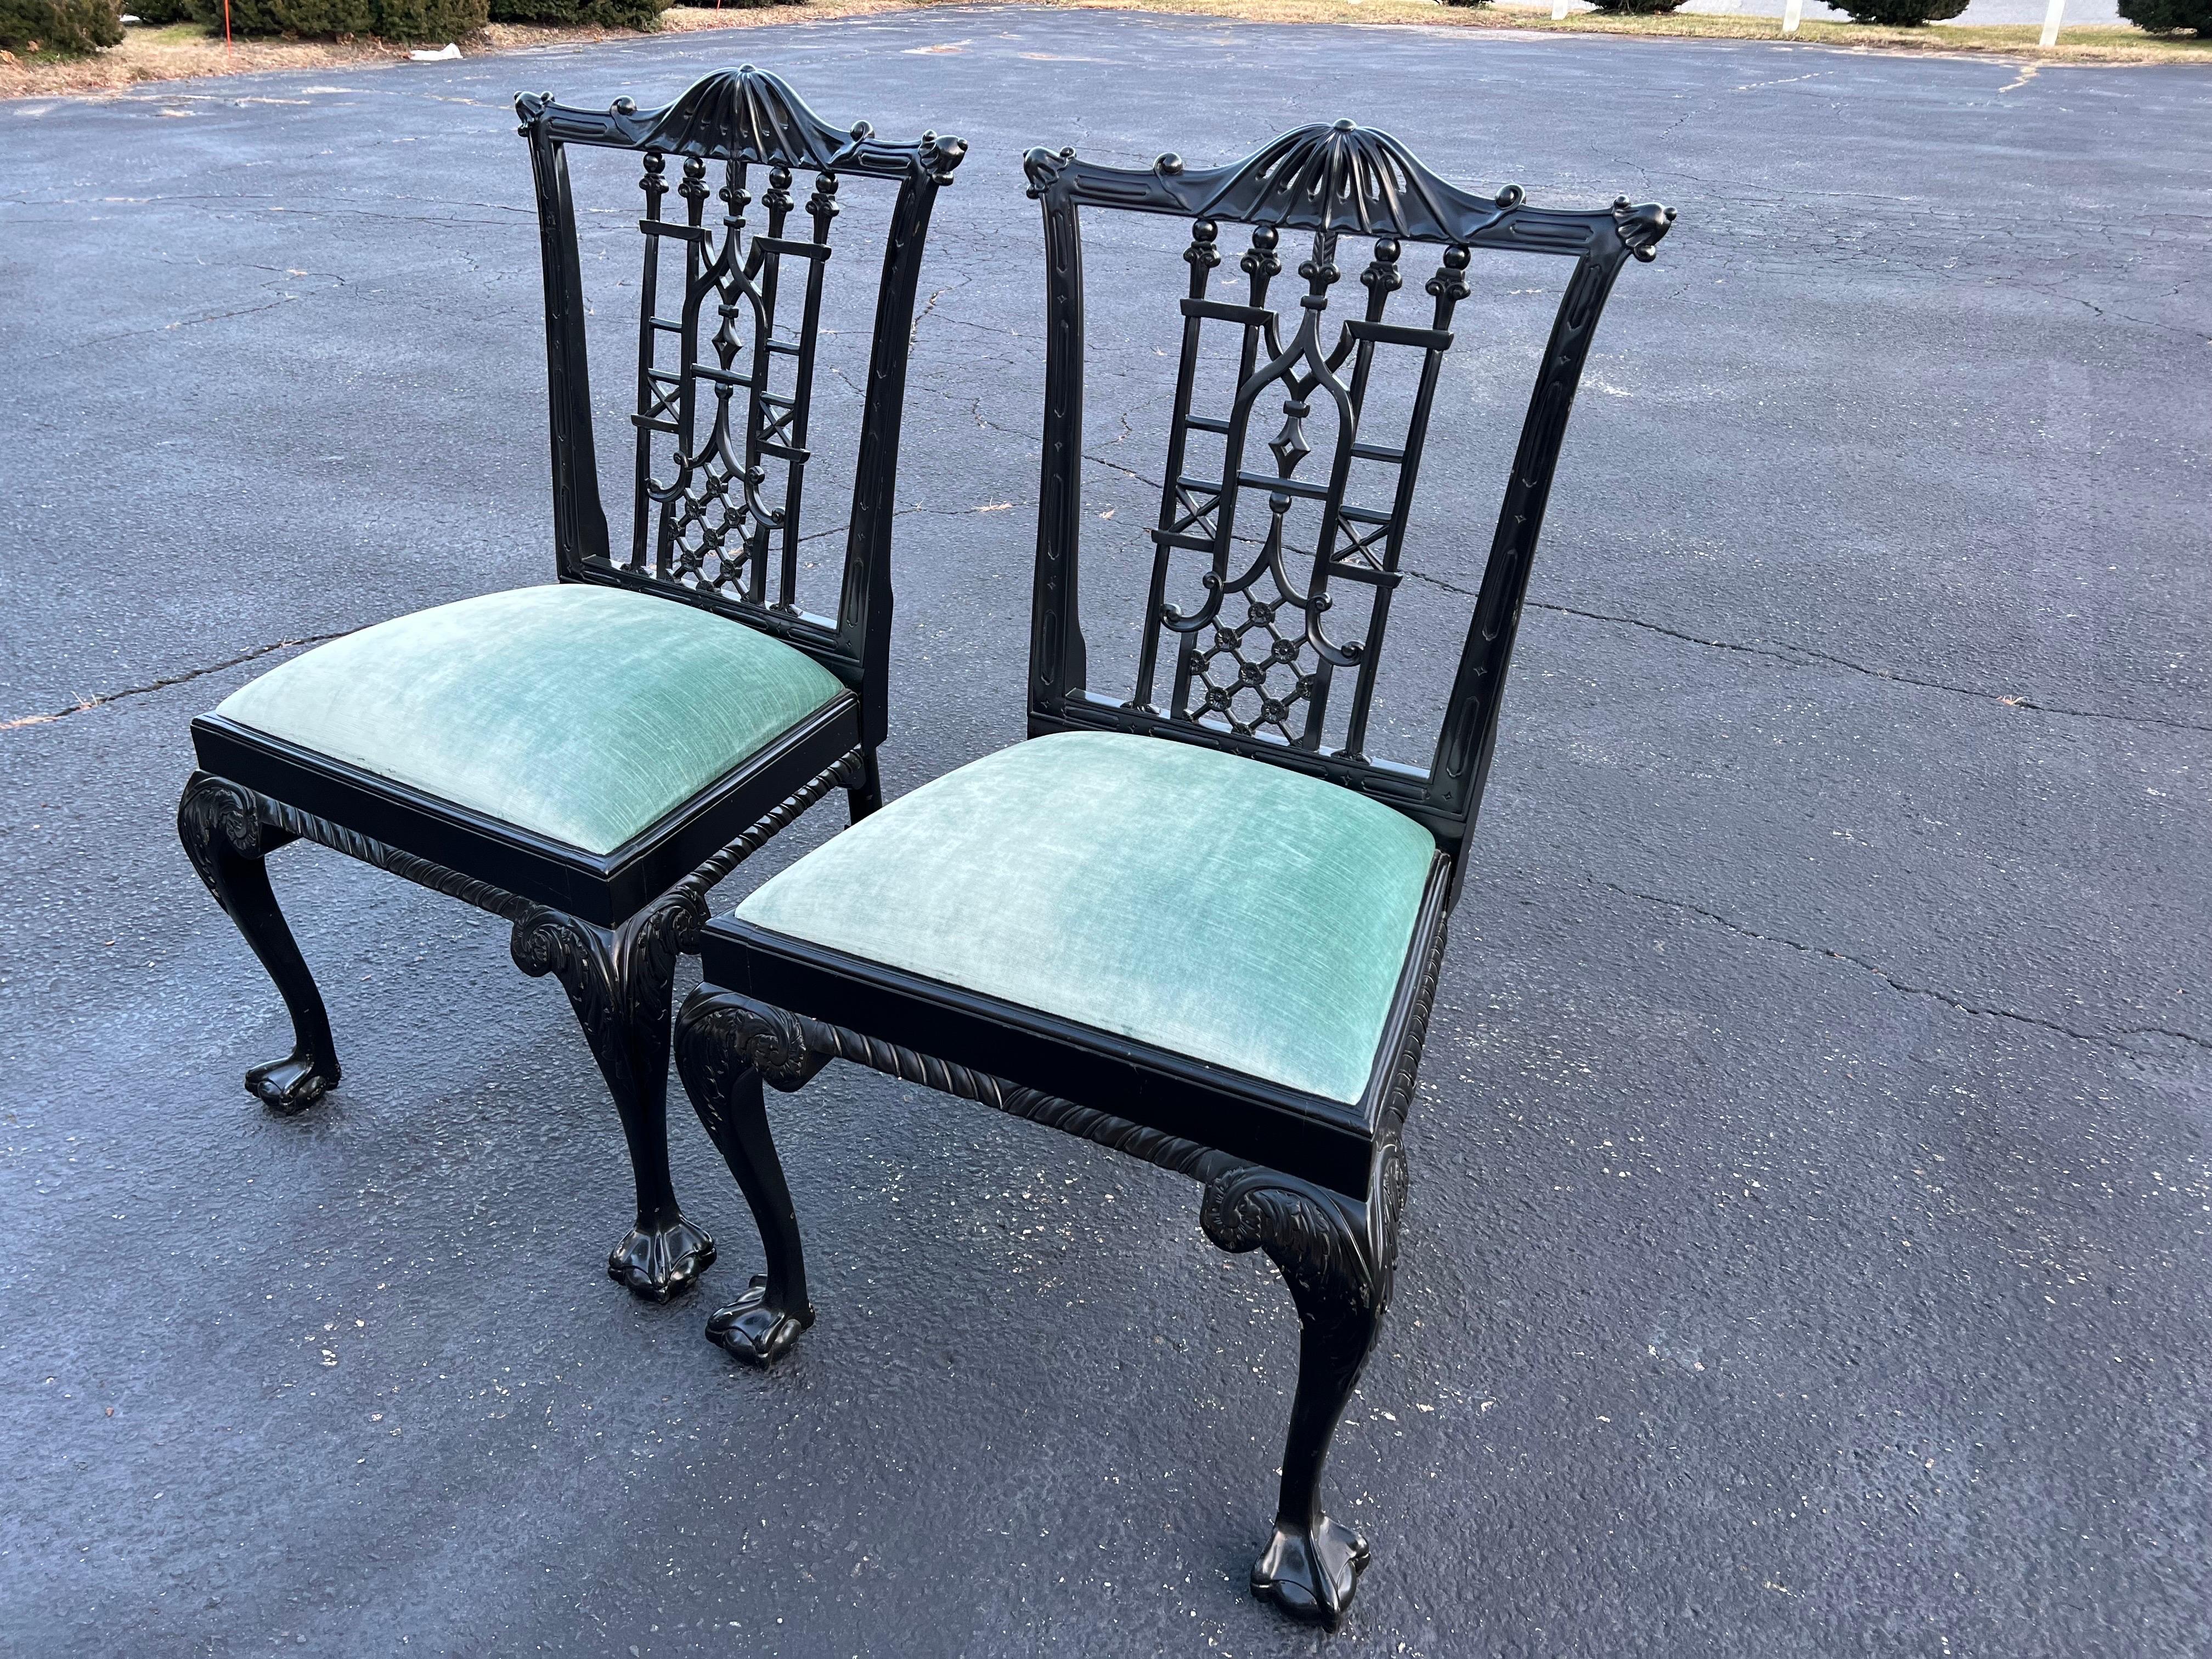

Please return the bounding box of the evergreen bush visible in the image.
[1,0,123,51]
[183,0,483,40]
[2118,0,2210,30]
[1829,0,1969,21]
[488,0,675,27]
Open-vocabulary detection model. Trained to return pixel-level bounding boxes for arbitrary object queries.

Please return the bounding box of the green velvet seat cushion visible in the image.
[215,585,845,856]
[735,731,1438,1104]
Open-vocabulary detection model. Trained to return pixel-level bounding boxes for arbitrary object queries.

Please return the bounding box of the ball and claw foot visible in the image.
[245,1051,338,1116]
[607,1217,715,1303]
[1251,1514,1370,1628]
[705,1274,814,1366]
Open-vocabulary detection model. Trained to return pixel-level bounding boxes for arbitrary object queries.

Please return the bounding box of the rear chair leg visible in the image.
[1201,1142,1408,1628]
[177,771,341,1115]
[512,898,715,1302]
[846,744,884,822]
[675,986,822,1365]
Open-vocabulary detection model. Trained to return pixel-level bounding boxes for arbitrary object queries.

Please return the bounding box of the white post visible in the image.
[1782,0,1803,30]
[1552,0,1570,18]
[2038,0,2063,44]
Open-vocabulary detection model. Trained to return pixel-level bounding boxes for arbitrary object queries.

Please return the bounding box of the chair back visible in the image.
[518,68,968,747]
[1022,123,1672,868]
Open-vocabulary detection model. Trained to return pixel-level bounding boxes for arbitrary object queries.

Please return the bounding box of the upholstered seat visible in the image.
[733,731,1438,1104]
[216,584,847,856]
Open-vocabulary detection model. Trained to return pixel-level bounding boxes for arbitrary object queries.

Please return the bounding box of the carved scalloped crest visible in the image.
[1189,119,1496,240]
[1023,119,1671,260]
[517,67,968,182]
[640,65,858,166]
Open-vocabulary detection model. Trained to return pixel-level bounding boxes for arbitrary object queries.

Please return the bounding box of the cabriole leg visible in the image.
[177,771,341,1115]
[512,899,714,1301]
[675,987,818,1365]
[1201,1144,1407,1628]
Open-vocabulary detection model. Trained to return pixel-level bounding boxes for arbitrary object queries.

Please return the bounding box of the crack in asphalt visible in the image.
[39,293,307,360]
[1402,569,2210,736]
[2,634,349,732]
[1596,877,2212,1058]
[909,269,971,347]
[1,496,1041,730]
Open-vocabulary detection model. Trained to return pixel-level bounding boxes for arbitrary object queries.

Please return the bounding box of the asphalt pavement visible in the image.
[2,12,2208,1656]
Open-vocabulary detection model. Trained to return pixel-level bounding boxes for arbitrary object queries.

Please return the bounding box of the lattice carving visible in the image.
[1129,213,1471,758]
[627,144,839,614]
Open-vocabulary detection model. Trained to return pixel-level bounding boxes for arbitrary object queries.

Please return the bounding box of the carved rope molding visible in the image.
[204,746,866,939]
[680,989,1247,1188]
[689,908,1449,1237]
[669,748,866,916]
[253,792,539,923]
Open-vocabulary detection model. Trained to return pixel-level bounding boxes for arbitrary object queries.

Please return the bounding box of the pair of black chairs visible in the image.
[178,66,1672,1627]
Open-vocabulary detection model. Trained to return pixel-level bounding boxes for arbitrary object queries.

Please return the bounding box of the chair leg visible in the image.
[674,986,819,1365]
[511,900,715,1302]
[846,744,884,823]
[1201,1144,1408,1628]
[178,772,341,1115]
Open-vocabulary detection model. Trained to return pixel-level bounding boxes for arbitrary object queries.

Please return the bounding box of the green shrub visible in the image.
[2119,0,2210,30]
[184,0,483,36]
[1587,0,1690,13]
[371,0,484,32]
[192,0,358,31]
[489,0,674,26]
[1830,0,1968,20]
[125,0,193,21]
[1436,0,1489,8]
[0,0,123,50]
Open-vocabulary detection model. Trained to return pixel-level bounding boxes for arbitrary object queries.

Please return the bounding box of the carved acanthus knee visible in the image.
[178,772,268,889]
[675,988,831,1097]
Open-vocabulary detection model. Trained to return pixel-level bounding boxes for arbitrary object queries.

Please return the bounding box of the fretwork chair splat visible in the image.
[178,66,965,1304]
[676,116,1672,1625]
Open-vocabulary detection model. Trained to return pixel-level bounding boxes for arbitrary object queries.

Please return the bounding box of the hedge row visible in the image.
[172,0,488,35]
[30,0,694,43]
[1,0,122,49]
[489,0,683,26]
[149,0,679,38]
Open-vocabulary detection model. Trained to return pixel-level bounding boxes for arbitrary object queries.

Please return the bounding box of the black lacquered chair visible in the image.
[673,123,1672,1622]
[176,67,965,1301]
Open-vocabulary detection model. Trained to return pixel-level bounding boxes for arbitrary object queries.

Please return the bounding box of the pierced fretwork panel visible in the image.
[629,149,839,618]
[1132,217,1469,760]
